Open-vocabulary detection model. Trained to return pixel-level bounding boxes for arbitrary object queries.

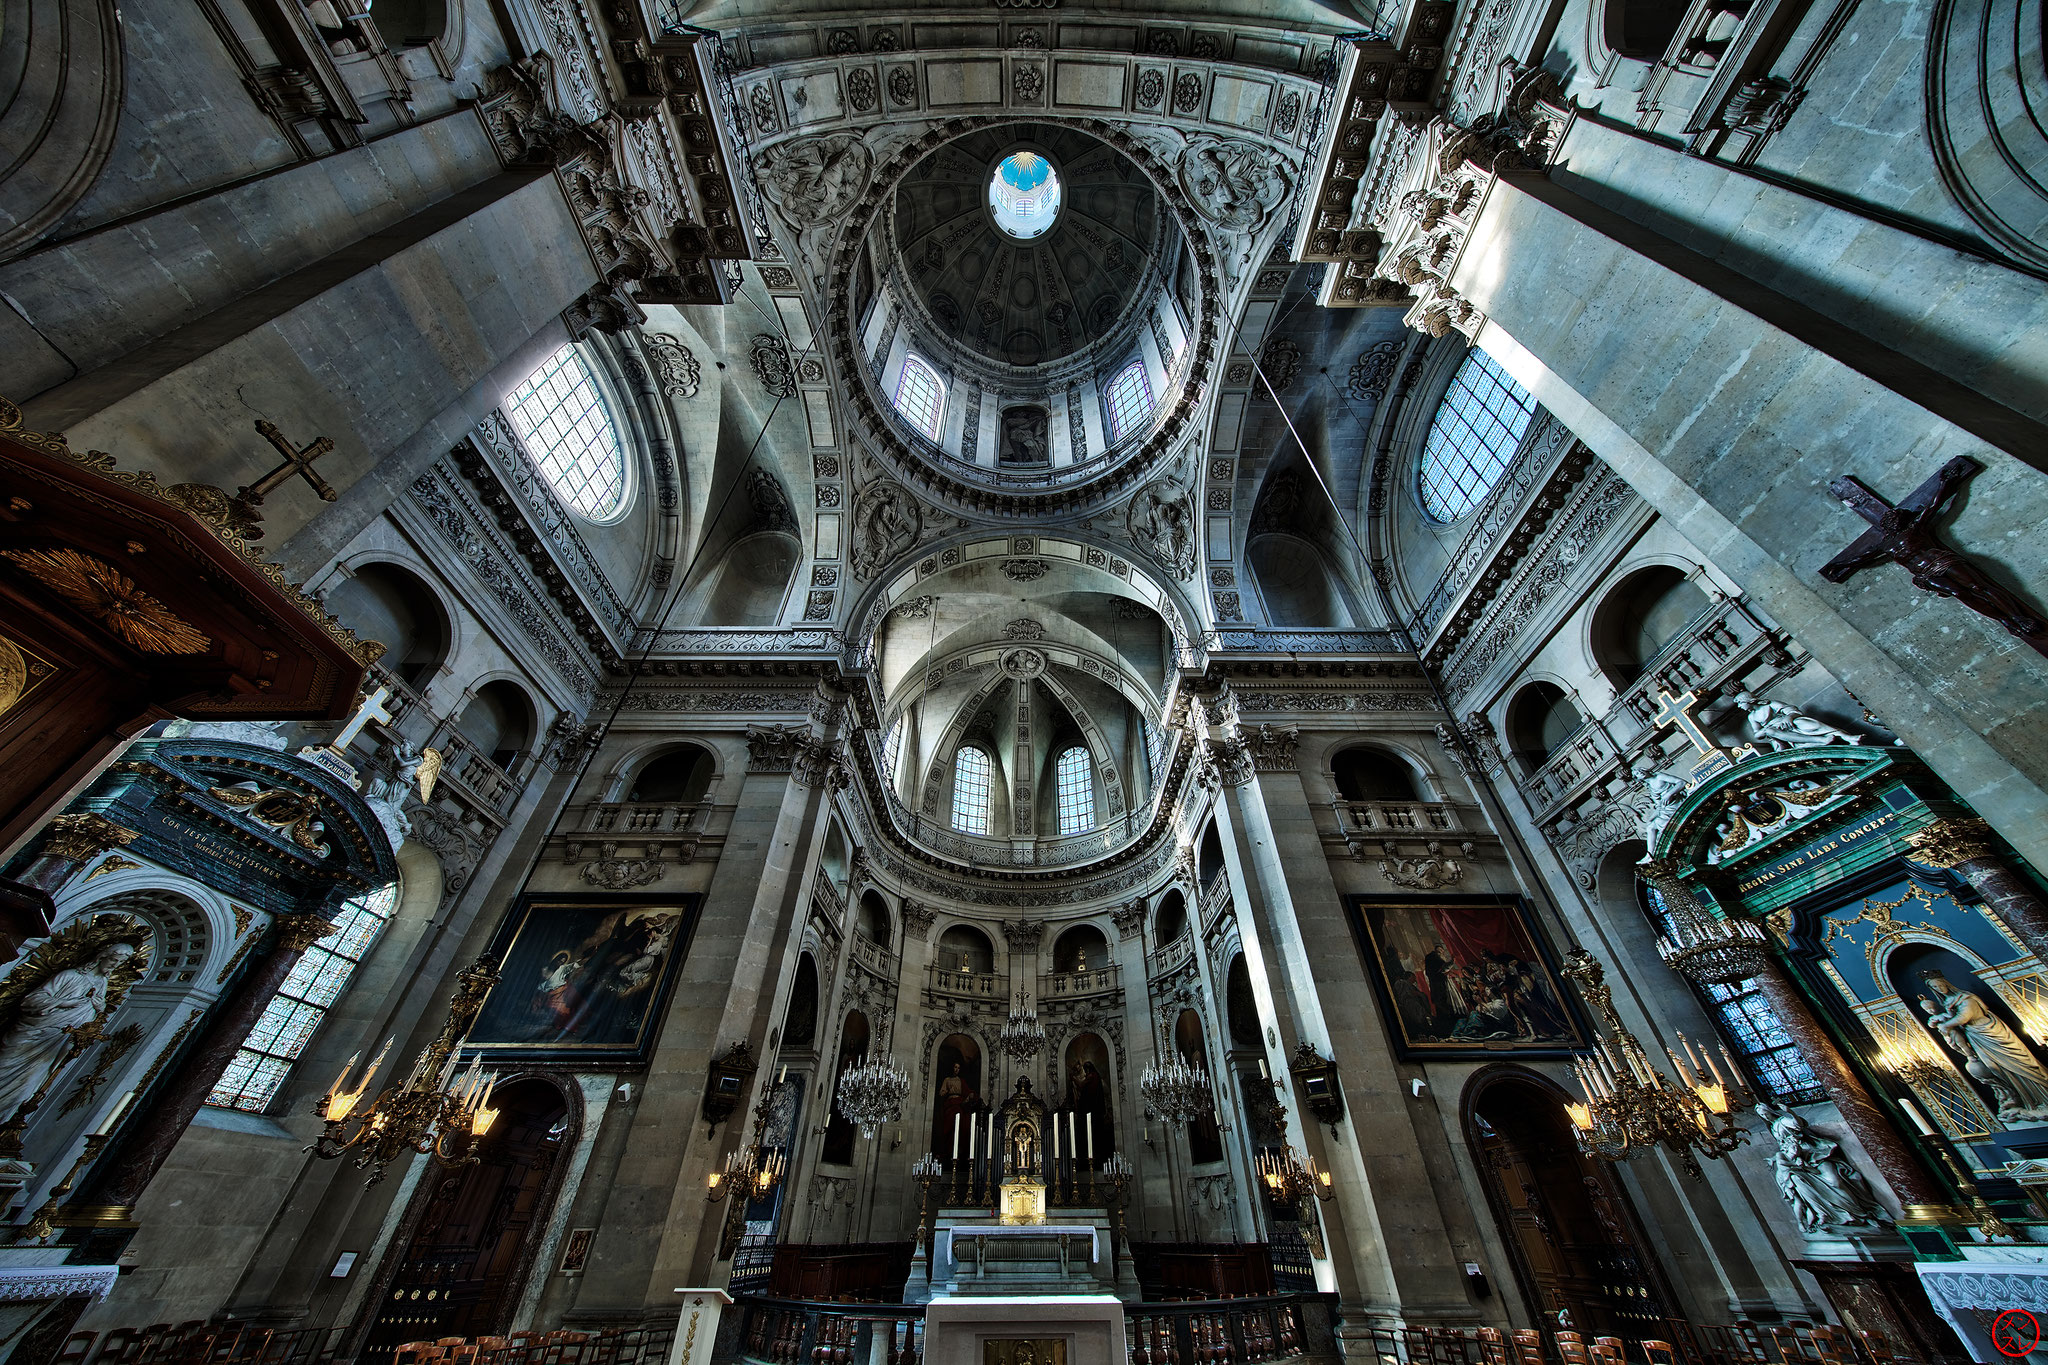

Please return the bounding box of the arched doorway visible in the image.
[1464,1068,1672,1336]
[359,1077,572,1362]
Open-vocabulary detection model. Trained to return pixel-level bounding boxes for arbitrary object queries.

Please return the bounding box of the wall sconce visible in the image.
[1288,1043,1344,1134]
[702,1040,758,1137]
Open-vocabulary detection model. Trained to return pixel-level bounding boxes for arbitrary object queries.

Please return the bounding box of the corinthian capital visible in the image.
[39,814,139,864]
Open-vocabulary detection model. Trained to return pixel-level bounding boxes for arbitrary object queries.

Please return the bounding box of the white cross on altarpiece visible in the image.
[297,685,393,788]
[1652,689,1755,780]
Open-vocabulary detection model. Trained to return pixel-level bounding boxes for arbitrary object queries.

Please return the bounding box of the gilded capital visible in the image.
[271,913,338,955]
[39,814,139,864]
[1905,817,1997,870]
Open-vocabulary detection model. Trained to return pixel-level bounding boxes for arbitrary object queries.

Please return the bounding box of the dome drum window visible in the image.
[989,151,1062,240]
[894,355,946,441]
[1418,349,1539,524]
[507,344,630,522]
[1104,361,1154,445]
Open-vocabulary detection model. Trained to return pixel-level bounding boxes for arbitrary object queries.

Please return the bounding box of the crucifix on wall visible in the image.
[231,419,339,536]
[1821,456,2048,657]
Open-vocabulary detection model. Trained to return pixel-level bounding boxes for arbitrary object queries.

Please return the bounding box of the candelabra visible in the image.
[711,1075,793,1257]
[1255,1147,1334,1206]
[997,990,1046,1064]
[1101,1150,1134,1250]
[308,957,502,1186]
[1561,948,1753,1180]
[836,1053,910,1139]
[913,1151,945,1251]
[1141,1056,1213,1123]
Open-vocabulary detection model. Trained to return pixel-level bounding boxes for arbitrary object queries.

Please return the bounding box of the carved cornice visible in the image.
[1418,436,1592,657]
[37,814,139,864]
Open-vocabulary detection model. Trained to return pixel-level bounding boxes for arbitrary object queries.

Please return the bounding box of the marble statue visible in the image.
[1756,1103,1889,1231]
[363,739,424,846]
[0,942,138,1120]
[1731,691,1865,751]
[1919,971,2048,1121]
[1635,766,1688,849]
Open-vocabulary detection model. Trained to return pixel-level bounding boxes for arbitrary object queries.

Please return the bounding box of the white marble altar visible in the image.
[923,1295,1127,1365]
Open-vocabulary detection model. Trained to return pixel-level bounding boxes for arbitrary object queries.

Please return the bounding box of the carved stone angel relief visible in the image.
[1177,135,1291,232]
[851,480,923,580]
[756,134,873,228]
[1128,482,1196,580]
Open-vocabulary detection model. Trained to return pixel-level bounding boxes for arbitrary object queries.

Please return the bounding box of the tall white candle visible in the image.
[952,1112,962,1159]
[1052,1120,1060,1162]
[1086,1113,1094,1158]
[1069,1111,1077,1156]
[968,1117,977,1161]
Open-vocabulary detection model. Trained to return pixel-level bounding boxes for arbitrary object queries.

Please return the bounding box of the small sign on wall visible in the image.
[561,1229,596,1274]
[330,1252,358,1279]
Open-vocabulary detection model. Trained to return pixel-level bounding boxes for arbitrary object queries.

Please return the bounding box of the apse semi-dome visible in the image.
[836,120,1217,516]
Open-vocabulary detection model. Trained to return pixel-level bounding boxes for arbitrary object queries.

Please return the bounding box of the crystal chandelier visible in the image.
[835,1053,910,1138]
[1561,948,1753,1179]
[1140,1055,1213,1123]
[1642,860,1771,985]
[998,989,1046,1063]
[310,957,504,1186]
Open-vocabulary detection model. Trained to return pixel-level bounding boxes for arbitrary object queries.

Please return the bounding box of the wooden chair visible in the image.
[1556,1333,1594,1365]
[1591,1336,1628,1365]
[1510,1331,1547,1365]
[1852,1331,1898,1365]
[1638,1340,1683,1365]
[53,1332,97,1365]
[1475,1328,1514,1365]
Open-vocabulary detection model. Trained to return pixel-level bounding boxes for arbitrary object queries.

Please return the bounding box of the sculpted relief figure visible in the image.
[1919,970,2048,1121]
[1731,691,1865,751]
[1128,483,1196,580]
[1634,765,1688,850]
[1178,136,1291,231]
[0,938,141,1120]
[852,481,922,580]
[756,134,872,227]
[1755,1103,1889,1232]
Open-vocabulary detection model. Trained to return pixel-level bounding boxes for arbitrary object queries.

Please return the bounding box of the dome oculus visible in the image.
[989,151,1061,240]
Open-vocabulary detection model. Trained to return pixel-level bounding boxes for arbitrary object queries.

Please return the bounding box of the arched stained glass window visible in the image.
[951,746,993,835]
[1417,349,1538,523]
[1055,745,1094,835]
[1104,360,1152,443]
[894,355,946,440]
[507,344,629,521]
[209,882,401,1113]
[1641,882,1824,1104]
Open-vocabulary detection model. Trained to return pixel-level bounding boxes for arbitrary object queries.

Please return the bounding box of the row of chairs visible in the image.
[50,1322,347,1365]
[1476,1324,1957,1365]
[386,1328,675,1365]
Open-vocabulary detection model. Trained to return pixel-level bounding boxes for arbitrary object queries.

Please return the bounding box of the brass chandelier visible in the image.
[1561,948,1753,1179]
[309,957,503,1186]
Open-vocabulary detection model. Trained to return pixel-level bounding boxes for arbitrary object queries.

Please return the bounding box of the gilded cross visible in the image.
[240,419,339,509]
[1652,690,1720,759]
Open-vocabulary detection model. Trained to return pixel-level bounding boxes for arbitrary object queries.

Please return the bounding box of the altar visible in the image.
[935,1222,1100,1296]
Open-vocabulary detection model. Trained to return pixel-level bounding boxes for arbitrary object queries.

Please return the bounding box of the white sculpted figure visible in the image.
[1919,970,2048,1121]
[1636,766,1688,849]
[0,942,138,1120]
[1732,691,1865,751]
[1755,1103,1889,1231]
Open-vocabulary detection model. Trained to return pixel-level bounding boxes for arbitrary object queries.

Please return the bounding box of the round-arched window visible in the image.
[989,151,1062,240]
[1104,360,1153,443]
[894,354,946,440]
[1417,349,1538,523]
[506,344,629,522]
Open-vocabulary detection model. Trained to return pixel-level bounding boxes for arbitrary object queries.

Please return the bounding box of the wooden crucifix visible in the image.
[230,419,338,537]
[1821,456,2048,657]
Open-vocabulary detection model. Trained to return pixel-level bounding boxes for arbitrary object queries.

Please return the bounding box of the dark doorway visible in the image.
[360,1078,571,1363]
[1466,1070,1671,1336]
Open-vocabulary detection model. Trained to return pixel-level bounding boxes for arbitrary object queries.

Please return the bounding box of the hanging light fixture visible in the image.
[1140,1055,1213,1124]
[998,988,1047,1063]
[1642,860,1772,986]
[309,957,503,1186]
[1560,947,1753,1179]
[836,1053,911,1138]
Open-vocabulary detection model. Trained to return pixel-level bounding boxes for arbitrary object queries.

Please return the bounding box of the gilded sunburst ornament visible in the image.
[0,546,211,654]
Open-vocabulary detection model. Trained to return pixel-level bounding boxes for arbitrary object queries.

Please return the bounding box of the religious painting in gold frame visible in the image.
[1346,893,1586,1059]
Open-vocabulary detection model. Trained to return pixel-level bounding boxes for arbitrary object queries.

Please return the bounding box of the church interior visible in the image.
[1,0,2046,1361]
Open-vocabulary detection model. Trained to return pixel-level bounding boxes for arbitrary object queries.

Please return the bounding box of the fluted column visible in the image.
[73,910,336,1220]
[1908,818,2048,966]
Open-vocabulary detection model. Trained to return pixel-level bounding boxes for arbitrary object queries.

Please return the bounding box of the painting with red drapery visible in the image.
[1347,894,1585,1058]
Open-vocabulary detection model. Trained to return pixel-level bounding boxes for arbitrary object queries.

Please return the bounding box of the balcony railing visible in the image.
[1330,800,1464,838]
[1040,966,1120,999]
[365,662,430,730]
[425,725,519,820]
[1517,595,1786,820]
[927,966,1006,1001]
[1147,934,1195,981]
[1199,869,1231,927]
[851,934,899,981]
[576,800,706,835]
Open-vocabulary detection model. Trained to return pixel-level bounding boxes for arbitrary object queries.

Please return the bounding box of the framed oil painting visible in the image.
[465,893,701,1066]
[1347,894,1587,1059]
